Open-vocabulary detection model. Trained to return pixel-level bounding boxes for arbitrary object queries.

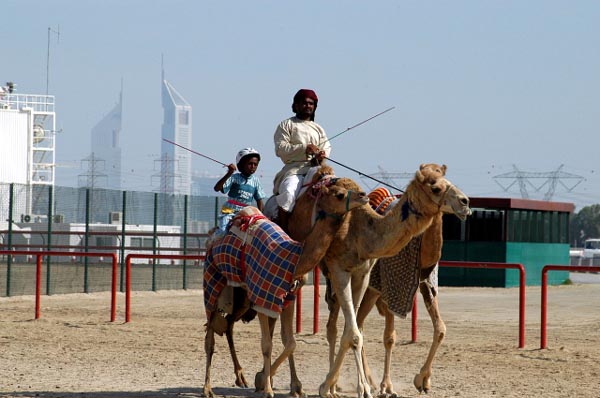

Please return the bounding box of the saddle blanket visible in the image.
[367,188,438,318]
[204,218,302,320]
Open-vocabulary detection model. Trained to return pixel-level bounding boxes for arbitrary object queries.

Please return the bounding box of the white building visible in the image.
[159,69,192,195]
[0,84,56,222]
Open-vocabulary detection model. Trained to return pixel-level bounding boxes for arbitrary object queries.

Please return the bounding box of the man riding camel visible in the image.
[273,89,331,232]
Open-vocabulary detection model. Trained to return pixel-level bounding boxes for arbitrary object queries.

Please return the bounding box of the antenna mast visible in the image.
[46,25,60,96]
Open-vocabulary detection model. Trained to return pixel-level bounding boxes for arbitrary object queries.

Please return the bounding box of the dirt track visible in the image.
[1,282,600,398]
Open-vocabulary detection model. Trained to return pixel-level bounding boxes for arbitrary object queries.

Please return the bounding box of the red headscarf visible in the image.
[293,89,318,104]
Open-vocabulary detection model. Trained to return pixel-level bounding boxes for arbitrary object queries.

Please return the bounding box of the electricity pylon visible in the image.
[493,164,584,201]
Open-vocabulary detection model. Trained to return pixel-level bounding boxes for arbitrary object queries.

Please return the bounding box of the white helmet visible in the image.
[236,147,261,165]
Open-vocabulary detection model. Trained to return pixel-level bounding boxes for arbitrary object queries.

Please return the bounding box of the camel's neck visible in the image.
[294,214,345,278]
[351,181,441,259]
[420,212,444,268]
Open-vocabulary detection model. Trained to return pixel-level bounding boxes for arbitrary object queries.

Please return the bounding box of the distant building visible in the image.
[159,68,192,196]
[89,88,123,190]
[0,84,56,221]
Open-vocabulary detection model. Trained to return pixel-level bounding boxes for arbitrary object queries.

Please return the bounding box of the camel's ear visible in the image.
[415,169,425,182]
[440,164,447,175]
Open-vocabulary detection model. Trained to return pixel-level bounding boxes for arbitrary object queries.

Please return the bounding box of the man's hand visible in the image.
[306,144,320,156]
[315,150,326,162]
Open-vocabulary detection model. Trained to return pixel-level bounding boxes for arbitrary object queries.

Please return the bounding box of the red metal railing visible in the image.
[540,264,600,349]
[0,250,118,321]
[303,261,526,347]
[438,261,526,348]
[124,253,204,322]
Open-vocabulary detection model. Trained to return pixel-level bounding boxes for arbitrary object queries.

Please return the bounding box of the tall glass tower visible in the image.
[160,68,192,195]
[90,87,123,190]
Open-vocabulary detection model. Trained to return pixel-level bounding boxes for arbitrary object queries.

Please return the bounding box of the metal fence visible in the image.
[0,183,228,297]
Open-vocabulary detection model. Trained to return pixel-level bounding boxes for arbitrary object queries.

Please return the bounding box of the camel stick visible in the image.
[324,156,404,193]
[162,138,229,167]
[322,106,395,144]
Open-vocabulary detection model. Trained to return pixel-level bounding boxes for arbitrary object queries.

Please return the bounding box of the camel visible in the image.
[202,180,369,398]
[316,163,471,398]
[328,209,451,396]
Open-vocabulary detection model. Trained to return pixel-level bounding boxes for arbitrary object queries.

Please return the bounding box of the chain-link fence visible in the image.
[0,183,229,297]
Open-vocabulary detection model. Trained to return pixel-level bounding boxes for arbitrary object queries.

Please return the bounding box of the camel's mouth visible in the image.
[455,206,472,221]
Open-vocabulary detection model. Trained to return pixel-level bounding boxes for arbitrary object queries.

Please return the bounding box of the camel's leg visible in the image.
[256,313,277,398]
[270,303,305,397]
[225,320,249,388]
[325,298,340,396]
[413,280,445,394]
[203,323,216,397]
[378,301,397,397]
[319,271,372,398]
[357,288,394,395]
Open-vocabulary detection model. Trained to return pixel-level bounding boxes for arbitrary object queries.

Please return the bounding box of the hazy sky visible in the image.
[3,1,599,210]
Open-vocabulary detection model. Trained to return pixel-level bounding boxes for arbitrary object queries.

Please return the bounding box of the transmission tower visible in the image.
[493,164,584,201]
[78,153,108,223]
[78,152,108,189]
[360,166,413,191]
[151,152,180,194]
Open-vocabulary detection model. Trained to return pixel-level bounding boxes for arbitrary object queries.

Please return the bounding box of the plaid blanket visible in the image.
[204,218,302,320]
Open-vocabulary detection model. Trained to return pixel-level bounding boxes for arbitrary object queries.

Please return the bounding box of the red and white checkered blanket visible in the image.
[204,217,302,320]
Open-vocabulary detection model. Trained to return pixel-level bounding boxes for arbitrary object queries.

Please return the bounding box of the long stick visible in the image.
[325,157,404,193]
[324,106,395,143]
[162,138,228,167]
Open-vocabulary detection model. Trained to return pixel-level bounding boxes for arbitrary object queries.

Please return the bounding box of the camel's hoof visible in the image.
[262,391,274,398]
[236,372,249,388]
[201,386,214,398]
[361,389,373,398]
[413,374,430,394]
[319,383,332,398]
[289,383,306,398]
[255,371,266,392]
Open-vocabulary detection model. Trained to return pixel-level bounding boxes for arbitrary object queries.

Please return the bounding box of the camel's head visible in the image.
[310,164,335,183]
[316,184,369,215]
[415,163,471,220]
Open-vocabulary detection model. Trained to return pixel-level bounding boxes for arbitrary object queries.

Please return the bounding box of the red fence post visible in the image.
[126,256,132,322]
[35,255,42,319]
[296,288,302,333]
[313,266,320,334]
[541,267,549,349]
[111,253,118,322]
[411,294,418,342]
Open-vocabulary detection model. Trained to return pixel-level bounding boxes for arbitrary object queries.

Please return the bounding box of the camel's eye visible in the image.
[431,186,442,194]
[336,192,346,200]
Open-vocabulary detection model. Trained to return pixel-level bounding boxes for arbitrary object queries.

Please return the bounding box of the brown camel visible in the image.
[203,181,369,398]
[330,210,451,396]
[317,164,470,398]
[255,168,367,397]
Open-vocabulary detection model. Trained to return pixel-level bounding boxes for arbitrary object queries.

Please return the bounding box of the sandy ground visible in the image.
[1,279,600,398]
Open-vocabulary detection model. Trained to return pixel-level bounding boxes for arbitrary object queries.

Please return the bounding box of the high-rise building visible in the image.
[159,68,192,195]
[89,87,123,190]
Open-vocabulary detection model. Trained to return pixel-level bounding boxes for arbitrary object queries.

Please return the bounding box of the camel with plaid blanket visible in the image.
[203,179,369,398]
